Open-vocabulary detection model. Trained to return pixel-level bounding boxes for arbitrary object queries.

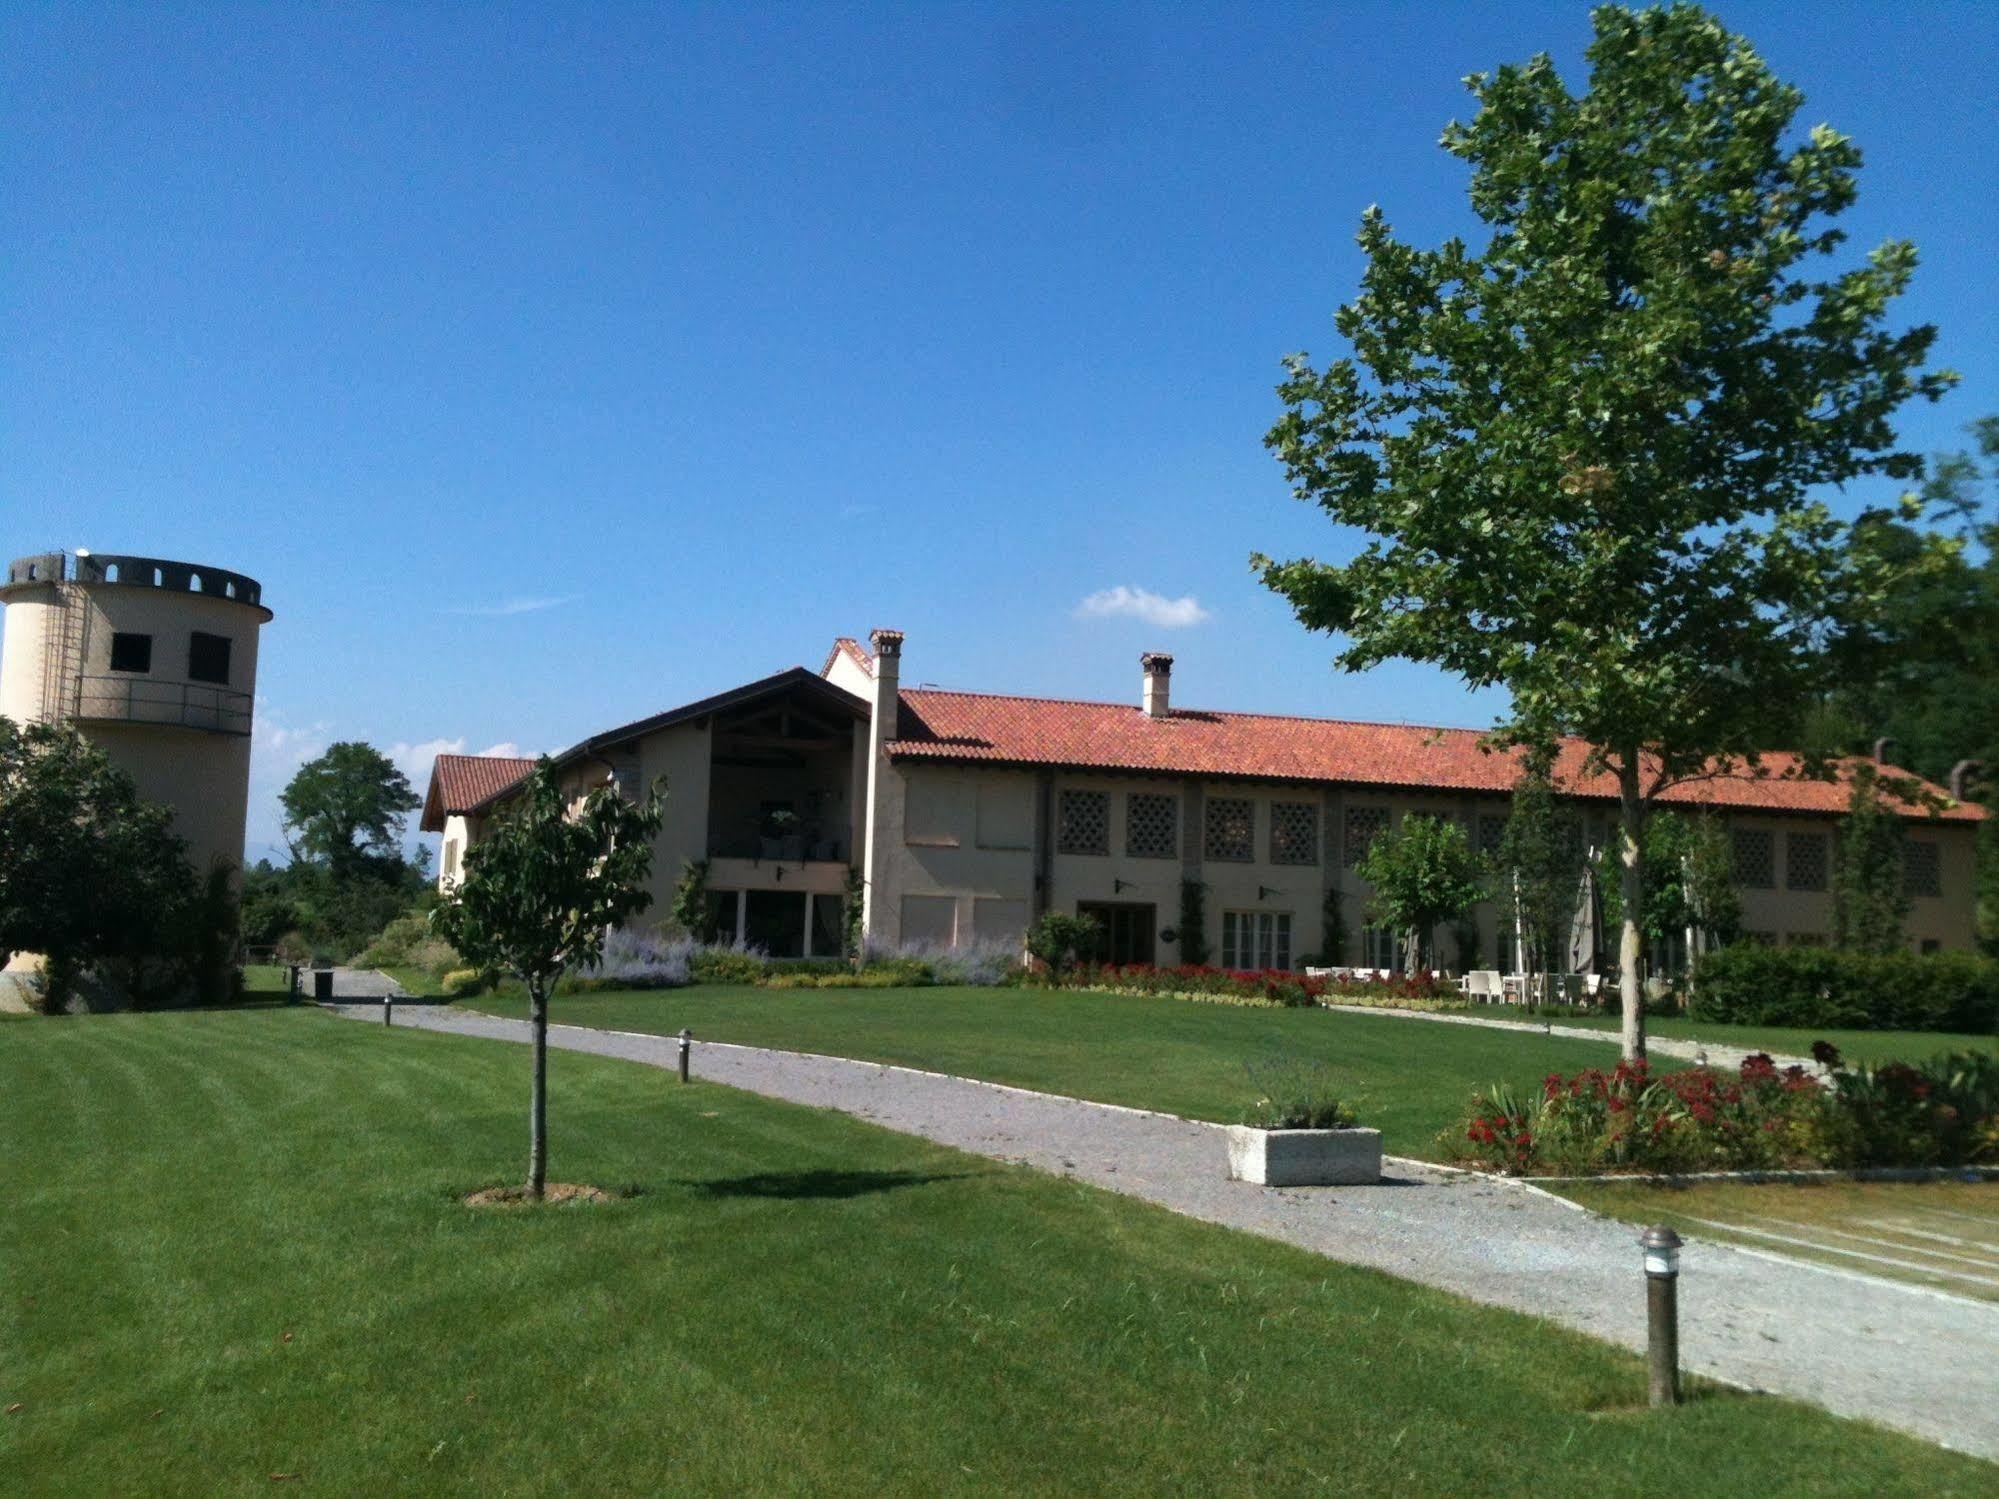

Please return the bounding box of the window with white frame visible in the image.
[1903,841,1942,898]
[1204,797,1254,862]
[1057,789,1109,856]
[1221,910,1291,971]
[1126,792,1178,860]
[1269,801,1319,865]
[1361,923,1400,970]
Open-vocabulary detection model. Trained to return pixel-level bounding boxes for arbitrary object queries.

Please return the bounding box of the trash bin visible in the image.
[313,969,334,1002]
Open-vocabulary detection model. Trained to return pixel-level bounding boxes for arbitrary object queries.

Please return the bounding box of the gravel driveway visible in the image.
[331,1002,1999,1461]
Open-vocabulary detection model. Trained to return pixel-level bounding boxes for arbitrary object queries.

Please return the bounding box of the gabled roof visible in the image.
[420,754,537,832]
[547,667,869,771]
[888,689,1982,823]
[819,636,875,680]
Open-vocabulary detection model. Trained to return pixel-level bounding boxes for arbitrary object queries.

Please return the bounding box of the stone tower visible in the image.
[0,550,272,876]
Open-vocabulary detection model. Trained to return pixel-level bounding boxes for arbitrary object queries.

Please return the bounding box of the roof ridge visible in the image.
[900,684,1506,738]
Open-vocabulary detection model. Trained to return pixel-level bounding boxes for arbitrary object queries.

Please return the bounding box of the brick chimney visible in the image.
[1141,652,1173,718]
[869,628,903,740]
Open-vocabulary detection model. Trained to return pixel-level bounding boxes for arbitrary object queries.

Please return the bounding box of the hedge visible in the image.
[1690,946,1999,1035]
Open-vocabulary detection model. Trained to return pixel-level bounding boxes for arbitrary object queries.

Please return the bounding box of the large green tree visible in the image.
[0,719,195,1007]
[1257,4,1955,1057]
[431,761,665,1199]
[281,742,421,876]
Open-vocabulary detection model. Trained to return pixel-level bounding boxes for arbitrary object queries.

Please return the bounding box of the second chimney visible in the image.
[1141,652,1173,718]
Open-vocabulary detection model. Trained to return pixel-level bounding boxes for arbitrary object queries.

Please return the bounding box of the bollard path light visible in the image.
[1641,1224,1683,1408]
[678,1028,692,1085]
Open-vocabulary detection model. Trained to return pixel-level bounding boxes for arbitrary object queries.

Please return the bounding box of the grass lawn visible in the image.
[382,964,450,997]
[3,1010,1990,1496]
[1488,1010,1999,1065]
[1557,1178,1999,1303]
[461,983,1686,1159]
[239,963,293,996]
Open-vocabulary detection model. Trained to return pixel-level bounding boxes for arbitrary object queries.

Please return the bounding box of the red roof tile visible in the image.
[820,636,875,680]
[420,753,537,832]
[888,690,1982,823]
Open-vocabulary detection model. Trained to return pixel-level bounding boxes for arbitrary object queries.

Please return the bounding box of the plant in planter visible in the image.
[1226,1057,1381,1186]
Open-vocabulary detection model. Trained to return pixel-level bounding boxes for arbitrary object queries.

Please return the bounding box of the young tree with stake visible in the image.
[432,761,665,1198]
[1257,4,1956,1057]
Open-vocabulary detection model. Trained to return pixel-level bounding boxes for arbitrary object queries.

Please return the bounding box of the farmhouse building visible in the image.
[421,630,1985,968]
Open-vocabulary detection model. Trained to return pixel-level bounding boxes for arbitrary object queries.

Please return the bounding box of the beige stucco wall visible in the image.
[0,590,53,721]
[1,577,266,876]
[866,761,1986,966]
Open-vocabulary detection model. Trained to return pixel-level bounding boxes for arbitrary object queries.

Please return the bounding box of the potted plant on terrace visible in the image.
[1226,1057,1381,1186]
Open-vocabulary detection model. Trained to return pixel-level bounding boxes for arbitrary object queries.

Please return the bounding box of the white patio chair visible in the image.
[1463,970,1503,1002]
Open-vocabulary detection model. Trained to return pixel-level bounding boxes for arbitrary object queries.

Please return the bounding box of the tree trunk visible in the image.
[528,981,549,1199]
[1616,759,1647,1061]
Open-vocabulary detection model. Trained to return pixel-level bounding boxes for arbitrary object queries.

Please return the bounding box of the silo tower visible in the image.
[0,551,273,876]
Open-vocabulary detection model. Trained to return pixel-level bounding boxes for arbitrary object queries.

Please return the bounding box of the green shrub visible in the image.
[1691,946,1999,1034]
[690,948,771,985]
[1026,912,1100,978]
[441,968,487,998]
[1237,1057,1359,1130]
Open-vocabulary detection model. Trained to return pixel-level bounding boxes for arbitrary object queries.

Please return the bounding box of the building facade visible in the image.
[0,550,271,877]
[424,629,1986,966]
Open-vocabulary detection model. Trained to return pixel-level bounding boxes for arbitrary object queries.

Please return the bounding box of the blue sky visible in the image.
[3,2,1994,863]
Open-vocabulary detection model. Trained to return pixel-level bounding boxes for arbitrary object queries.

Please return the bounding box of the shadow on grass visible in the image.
[691,1169,980,1200]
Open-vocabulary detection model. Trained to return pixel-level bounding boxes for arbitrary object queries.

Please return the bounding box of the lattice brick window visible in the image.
[1731,828,1775,889]
[1270,801,1318,865]
[1204,797,1254,862]
[1903,841,1942,898]
[1056,789,1109,856]
[1343,806,1389,868]
[1785,832,1829,892]
[1126,792,1178,860]
[1477,814,1507,858]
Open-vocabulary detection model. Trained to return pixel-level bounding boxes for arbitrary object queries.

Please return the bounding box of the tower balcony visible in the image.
[73,674,254,736]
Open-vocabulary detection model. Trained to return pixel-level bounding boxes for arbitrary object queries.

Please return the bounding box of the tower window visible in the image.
[188,632,232,684]
[109,632,153,673]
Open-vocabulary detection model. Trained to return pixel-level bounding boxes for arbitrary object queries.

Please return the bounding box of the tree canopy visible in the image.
[1357,814,1487,972]
[280,741,421,875]
[0,719,198,1006]
[1257,3,1956,1054]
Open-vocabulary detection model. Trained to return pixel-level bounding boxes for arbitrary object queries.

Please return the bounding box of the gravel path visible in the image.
[332,1002,1999,1461]
[325,967,407,999]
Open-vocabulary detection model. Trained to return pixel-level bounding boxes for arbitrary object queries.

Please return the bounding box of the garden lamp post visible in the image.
[1641,1224,1683,1407]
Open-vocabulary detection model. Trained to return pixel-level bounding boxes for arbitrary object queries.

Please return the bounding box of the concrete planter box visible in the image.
[1226,1124,1382,1186]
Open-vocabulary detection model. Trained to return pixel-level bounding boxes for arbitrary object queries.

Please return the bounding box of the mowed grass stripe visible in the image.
[464,983,1687,1157]
[1,1009,1991,1497]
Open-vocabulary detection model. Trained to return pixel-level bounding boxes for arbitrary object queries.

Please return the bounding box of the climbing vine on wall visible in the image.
[1178,879,1209,965]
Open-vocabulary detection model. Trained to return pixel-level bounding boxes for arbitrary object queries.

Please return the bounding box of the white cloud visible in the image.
[444,596,574,617]
[1074,585,1212,629]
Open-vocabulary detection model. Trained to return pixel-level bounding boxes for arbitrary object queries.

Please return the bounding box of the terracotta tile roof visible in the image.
[419,753,537,832]
[820,636,875,679]
[888,690,1983,823]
